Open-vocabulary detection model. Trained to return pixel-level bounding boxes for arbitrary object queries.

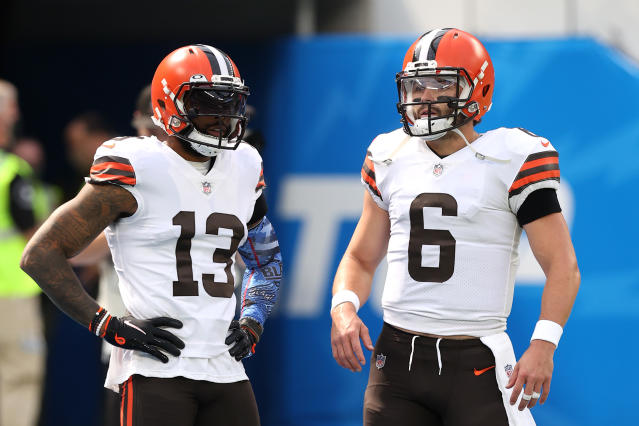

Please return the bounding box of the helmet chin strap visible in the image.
[188,141,221,157]
[420,131,447,142]
[451,128,510,164]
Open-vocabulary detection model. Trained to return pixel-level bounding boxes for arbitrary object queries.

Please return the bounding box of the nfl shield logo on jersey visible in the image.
[433,163,444,176]
[376,354,387,370]
[504,364,513,378]
[202,182,212,194]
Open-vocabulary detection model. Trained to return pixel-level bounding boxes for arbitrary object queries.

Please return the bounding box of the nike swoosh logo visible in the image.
[102,142,115,149]
[474,365,495,376]
[541,140,549,147]
[124,320,146,335]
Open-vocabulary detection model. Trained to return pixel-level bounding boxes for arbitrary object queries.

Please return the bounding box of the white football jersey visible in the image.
[361,127,560,336]
[88,136,264,388]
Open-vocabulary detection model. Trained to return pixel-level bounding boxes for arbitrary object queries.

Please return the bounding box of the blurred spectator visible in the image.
[0,79,46,426]
[12,137,44,173]
[62,111,116,293]
[12,136,63,218]
[65,111,116,175]
[131,85,165,139]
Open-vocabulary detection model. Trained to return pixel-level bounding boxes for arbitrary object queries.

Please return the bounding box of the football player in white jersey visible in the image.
[330,29,580,425]
[21,45,282,426]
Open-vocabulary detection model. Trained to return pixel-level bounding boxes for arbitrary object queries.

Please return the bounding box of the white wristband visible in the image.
[530,320,563,347]
[331,290,360,312]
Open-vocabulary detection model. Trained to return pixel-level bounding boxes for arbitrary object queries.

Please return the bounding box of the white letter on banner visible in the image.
[278,176,364,316]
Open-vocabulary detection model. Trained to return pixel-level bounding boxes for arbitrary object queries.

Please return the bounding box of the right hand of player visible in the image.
[330,303,374,372]
[103,316,185,363]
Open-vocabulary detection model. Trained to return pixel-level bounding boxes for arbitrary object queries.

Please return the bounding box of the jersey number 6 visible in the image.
[408,193,457,283]
[172,211,244,298]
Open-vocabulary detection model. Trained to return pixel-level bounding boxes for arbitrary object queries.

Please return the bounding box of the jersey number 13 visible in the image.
[172,211,244,298]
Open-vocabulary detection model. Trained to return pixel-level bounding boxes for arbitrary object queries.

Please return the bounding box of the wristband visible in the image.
[331,290,360,312]
[89,306,113,338]
[530,320,563,347]
[89,307,107,335]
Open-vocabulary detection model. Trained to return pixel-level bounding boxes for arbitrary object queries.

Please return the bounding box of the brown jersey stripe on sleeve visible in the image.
[93,155,133,167]
[512,162,559,183]
[519,155,558,172]
[361,168,382,199]
[90,156,136,186]
[362,150,382,199]
[90,165,135,179]
[91,161,134,173]
[362,162,376,182]
[523,151,558,162]
[88,174,136,186]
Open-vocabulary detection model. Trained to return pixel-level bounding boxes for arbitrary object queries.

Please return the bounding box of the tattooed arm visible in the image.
[20,183,137,328]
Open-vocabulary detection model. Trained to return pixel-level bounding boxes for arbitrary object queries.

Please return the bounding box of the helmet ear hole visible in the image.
[482,84,490,97]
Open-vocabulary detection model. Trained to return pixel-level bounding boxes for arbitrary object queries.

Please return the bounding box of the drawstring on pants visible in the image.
[408,335,418,371]
[435,338,442,375]
[408,336,443,375]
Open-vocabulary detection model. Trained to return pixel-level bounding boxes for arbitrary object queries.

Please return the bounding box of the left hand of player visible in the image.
[225,320,258,361]
[506,339,555,410]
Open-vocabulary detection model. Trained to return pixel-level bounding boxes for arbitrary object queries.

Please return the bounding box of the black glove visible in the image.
[225,319,261,361]
[103,316,185,363]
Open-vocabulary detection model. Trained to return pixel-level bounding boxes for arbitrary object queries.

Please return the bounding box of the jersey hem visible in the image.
[383,309,507,337]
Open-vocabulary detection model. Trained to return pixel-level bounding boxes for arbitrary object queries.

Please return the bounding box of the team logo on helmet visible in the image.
[376,354,387,370]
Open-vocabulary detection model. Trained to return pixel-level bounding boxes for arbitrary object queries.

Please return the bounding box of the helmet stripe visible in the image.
[415,28,451,61]
[195,44,221,76]
[218,49,235,77]
[196,44,231,77]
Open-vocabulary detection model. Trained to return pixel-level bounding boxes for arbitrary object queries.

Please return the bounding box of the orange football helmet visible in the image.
[151,44,250,155]
[396,28,494,140]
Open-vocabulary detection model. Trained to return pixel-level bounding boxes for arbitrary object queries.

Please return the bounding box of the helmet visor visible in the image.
[400,75,460,105]
[182,88,247,139]
[184,88,247,117]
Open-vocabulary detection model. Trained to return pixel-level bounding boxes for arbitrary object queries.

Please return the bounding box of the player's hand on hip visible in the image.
[330,303,374,372]
[506,339,555,410]
[225,319,259,361]
[103,316,185,363]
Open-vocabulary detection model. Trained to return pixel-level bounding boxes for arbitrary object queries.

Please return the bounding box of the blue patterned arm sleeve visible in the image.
[237,216,282,338]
